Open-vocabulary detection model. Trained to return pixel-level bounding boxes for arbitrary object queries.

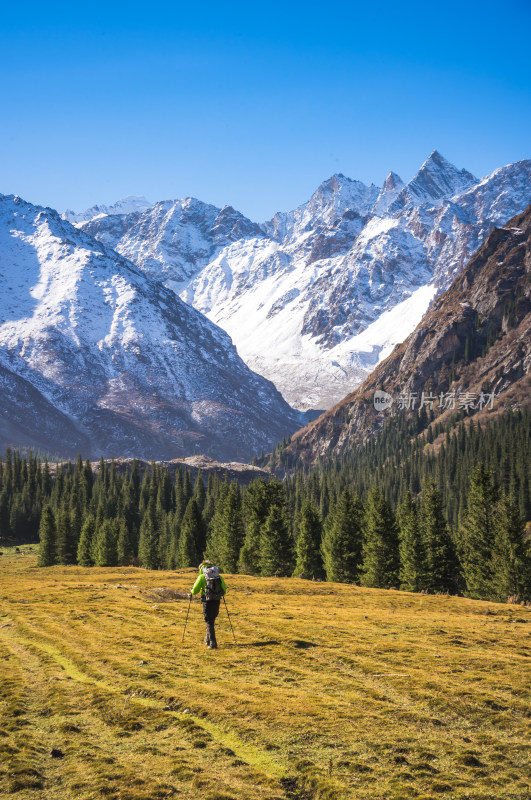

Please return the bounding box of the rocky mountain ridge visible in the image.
[79,152,531,410]
[284,204,531,464]
[0,194,303,461]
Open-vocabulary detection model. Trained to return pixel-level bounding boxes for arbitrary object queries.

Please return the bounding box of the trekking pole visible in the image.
[182,594,192,643]
[223,596,236,643]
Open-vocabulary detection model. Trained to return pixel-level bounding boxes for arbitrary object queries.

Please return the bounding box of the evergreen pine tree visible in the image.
[239,479,285,574]
[210,482,244,573]
[138,498,160,569]
[182,498,206,563]
[321,489,363,583]
[168,512,181,569]
[458,463,498,598]
[38,504,57,567]
[193,470,206,513]
[77,514,96,566]
[117,517,133,566]
[183,468,193,508]
[293,499,324,579]
[0,489,10,539]
[178,499,200,567]
[361,488,399,588]
[260,504,293,577]
[419,479,457,593]
[397,491,422,592]
[490,493,529,601]
[56,506,76,565]
[69,487,83,559]
[93,520,118,567]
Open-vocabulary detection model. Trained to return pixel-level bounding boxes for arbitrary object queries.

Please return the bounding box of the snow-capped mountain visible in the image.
[286,204,531,464]
[0,194,303,460]
[62,196,153,224]
[81,198,264,294]
[75,152,531,410]
[388,150,477,211]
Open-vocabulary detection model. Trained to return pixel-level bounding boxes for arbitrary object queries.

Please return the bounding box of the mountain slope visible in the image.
[0,194,303,460]
[81,198,264,292]
[78,153,531,410]
[285,205,531,463]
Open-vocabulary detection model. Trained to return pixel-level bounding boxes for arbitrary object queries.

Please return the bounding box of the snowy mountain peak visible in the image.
[382,171,404,192]
[264,173,380,243]
[372,171,405,215]
[311,173,379,212]
[51,153,531,413]
[79,195,263,289]
[62,195,152,224]
[390,151,477,211]
[0,193,302,460]
[211,205,264,243]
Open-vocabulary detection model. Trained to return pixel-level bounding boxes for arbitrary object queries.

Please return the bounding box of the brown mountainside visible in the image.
[287,205,531,464]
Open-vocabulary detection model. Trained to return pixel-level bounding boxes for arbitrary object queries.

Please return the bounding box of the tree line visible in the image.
[0,406,529,603]
[274,407,530,530]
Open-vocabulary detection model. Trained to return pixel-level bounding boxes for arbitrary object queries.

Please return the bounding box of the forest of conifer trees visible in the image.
[0,408,529,604]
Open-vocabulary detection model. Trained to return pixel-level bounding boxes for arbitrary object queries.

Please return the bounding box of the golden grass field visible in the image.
[0,546,530,800]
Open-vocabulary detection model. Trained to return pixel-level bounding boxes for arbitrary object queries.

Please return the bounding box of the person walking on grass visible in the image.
[190,560,227,649]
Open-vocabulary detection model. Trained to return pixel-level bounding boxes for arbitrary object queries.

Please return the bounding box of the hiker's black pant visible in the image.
[202,598,220,644]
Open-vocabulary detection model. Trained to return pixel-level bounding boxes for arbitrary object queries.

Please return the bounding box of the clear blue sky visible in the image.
[1,0,530,221]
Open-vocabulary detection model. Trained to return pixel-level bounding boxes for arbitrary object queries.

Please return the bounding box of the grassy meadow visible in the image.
[0,546,530,800]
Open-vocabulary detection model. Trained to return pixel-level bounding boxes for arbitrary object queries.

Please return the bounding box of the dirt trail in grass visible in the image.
[1,550,530,800]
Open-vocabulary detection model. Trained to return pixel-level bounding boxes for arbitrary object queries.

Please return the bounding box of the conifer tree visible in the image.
[117,517,133,566]
[239,479,285,574]
[207,482,243,572]
[56,506,76,565]
[183,468,193,508]
[0,489,10,539]
[77,514,96,566]
[293,499,324,579]
[490,493,529,601]
[168,512,180,569]
[193,470,206,513]
[38,504,57,567]
[42,459,52,496]
[321,489,363,583]
[398,491,422,592]
[9,497,24,540]
[178,500,199,567]
[260,504,293,577]
[69,487,83,559]
[138,498,160,569]
[83,458,93,503]
[157,516,171,569]
[93,520,118,567]
[361,488,399,588]
[419,479,457,593]
[458,464,498,598]
[181,497,206,563]
[174,469,185,523]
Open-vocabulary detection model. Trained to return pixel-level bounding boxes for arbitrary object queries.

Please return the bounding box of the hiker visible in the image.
[190,560,227,649]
